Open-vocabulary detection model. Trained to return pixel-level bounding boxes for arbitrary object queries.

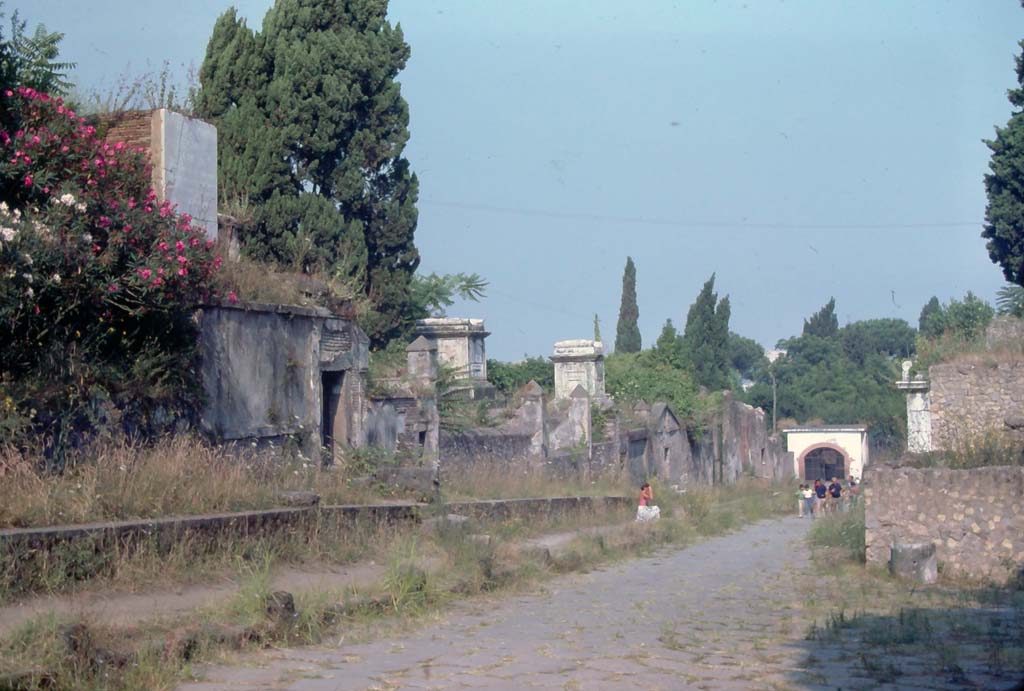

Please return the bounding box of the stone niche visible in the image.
[551,340,606,400]
[415,317,491,381]
[102,108,218,241]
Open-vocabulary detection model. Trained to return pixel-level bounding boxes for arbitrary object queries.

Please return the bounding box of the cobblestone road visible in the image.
[179,517,819,690]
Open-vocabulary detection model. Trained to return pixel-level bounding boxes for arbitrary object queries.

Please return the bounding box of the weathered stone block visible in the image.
[890,542,938,584]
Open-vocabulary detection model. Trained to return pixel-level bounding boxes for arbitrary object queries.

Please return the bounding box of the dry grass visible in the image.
[902,428,1024,468]
[440,462,633,501]
[216,255,356,310]
[0,436,400,529]
[0,479,798,688]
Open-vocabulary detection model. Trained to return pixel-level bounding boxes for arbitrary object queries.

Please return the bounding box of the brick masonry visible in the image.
[864,465,1024,583]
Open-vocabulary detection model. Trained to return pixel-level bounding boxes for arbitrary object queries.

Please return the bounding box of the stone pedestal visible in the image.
[415,318,490,381]
[896,360,932,453]
[415,318,494,399]
[551,340,606,400]
[890,541,938,584]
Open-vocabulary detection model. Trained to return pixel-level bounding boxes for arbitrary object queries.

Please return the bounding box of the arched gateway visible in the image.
[782,426,869,481]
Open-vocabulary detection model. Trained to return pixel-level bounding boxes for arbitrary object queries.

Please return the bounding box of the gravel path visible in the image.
[178,516,817,690]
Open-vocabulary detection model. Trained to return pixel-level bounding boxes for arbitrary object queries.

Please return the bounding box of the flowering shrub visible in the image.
[0,86,224,464]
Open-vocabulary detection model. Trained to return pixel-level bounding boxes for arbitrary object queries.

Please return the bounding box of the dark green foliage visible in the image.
[839,319,916,367]
[727,331,766,379]
[983,35,1024,287]
[615,256,641,353]
[803,297,839,339]
[486,357,554,395]
[653,319,685,368]
[919,296,944,338]
[746,333,905,450]
[996,283,1024,317]
[0,6,74,96]
[605,351,702,424]
[682,274,732,391]
[593,313,602,342]
[196,1,419,345]
[944,292,995,340]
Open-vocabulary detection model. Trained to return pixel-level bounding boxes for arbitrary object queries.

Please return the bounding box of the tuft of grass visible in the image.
[807,502,866,563]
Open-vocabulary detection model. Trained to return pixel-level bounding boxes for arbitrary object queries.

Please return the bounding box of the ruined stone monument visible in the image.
[102,108,218,240]
[551,340,606,401]
[415,318,488,380]
[896,360,932,453]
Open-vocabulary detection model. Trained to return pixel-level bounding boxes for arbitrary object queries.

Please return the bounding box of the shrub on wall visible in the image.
[0,87,224,465]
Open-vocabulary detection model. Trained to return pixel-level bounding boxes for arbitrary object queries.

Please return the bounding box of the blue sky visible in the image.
[12,0,1023,359]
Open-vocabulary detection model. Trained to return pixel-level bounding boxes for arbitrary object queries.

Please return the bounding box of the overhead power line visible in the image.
[421,199,981,231]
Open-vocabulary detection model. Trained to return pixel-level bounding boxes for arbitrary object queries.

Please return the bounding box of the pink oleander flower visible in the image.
[175,240,184,252]
[158,242,168,251]
[177,255,188,264]
[139,268,152,280]
[177,267,187,277]
[23,175,32,187]
[228,291,238,304]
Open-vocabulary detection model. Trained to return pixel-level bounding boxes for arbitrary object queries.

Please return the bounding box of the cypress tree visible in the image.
[196,0,419,345]
[615,256,641,353]
[983,30,1024,287]
[682,274,731,391]
[803,298,839,339]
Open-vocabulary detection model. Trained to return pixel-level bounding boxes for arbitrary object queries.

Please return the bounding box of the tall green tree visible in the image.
[682,274,731,391]
[727,331,766,379]
[196,1,419,345]
[919,296,944,338]
[803,297,839,338]
[615,256,641,353]
[653,318,684,368]
[983,25,1024,287]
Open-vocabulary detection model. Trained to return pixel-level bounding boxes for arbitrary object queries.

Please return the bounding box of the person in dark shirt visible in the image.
[813,479,827,515]
[827,477,843,513]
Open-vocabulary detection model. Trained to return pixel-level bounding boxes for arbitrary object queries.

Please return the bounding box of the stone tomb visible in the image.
[415,318,490,381]
[551,340,606,400]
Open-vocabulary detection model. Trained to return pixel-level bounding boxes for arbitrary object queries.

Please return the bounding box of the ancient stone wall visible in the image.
[864,465,1024,583]
[986,316,1024,349]
[929,359,1024,450]
[438,428,535,476]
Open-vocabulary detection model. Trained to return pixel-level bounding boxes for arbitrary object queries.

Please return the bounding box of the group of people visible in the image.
[797,476,858,518]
